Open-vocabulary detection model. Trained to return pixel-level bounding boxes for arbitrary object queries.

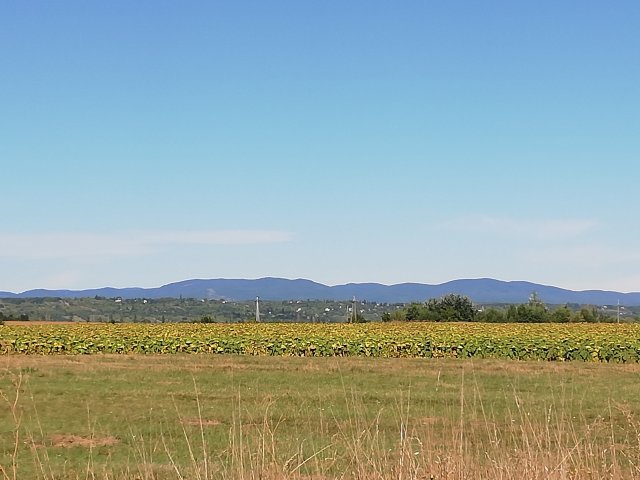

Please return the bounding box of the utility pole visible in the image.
[352,296,357,323]
[255,296,261,323]
[617,299,620,323]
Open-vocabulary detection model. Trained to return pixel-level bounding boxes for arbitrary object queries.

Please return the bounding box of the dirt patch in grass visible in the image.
[49,434,120,448]
[180,418,223,426]
[418,416,441,426]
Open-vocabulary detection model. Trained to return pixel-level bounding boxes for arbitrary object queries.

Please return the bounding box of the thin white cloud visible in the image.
[0,230,293,259]
[148,230,293,245]
[440,215,598,239]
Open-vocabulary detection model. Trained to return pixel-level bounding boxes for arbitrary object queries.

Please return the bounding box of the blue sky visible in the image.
[2,1,639,293]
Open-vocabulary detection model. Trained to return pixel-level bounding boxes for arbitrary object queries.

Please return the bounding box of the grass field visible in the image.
[1,354,640,479]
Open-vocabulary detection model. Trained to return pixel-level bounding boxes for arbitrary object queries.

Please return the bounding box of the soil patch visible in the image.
[180,418,223,427]
[50,434,120,448]
[418,416,441,426]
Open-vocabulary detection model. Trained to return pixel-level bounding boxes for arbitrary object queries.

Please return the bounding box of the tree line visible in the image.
[383,292,627,323]
[0,311,29,323]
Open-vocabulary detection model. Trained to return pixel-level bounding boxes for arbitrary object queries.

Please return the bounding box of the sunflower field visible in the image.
[1,322,640,361]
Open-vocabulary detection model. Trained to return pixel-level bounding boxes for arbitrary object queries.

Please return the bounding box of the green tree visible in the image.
[351,311,368,323]
[476,308,506,323]
[405,303,423,321]
[515,304,548,323]
[503,292,549,323]
[424,294,475,322]
[550,306,572,323]
[528,291,545,309]
[387,309,406,322]
[574,306,605,323]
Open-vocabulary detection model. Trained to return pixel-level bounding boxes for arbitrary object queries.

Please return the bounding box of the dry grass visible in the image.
[1,355,640,479]
[48,434,120,449]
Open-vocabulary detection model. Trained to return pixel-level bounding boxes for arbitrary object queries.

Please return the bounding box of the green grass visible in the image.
[1,355,640,479]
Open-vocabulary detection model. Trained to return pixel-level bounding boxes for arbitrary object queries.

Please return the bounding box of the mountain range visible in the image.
[1,278,639,305]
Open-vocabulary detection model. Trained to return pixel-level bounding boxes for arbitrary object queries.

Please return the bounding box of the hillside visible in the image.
[2,278,640,306]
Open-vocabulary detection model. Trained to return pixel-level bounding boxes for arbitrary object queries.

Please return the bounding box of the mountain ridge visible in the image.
[2,278,640,305]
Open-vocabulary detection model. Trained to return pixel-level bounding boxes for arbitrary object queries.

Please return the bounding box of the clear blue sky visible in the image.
[2,1,639,293]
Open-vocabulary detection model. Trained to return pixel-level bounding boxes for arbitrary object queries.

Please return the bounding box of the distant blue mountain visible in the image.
[2,277,640,305]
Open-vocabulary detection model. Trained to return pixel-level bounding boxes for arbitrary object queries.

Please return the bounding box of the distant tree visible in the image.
[476,308,506,323]
[514,304,548,323]
[405,303,424,321]
[348,310,367,323]
[424,294,475,322]
[574,306,605,323]
[550,306,572,323]
[505,305,518,322]
[528,291,546,309]
[520,304,548,322]
[502,292,549,323]
[382,309,406,322]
